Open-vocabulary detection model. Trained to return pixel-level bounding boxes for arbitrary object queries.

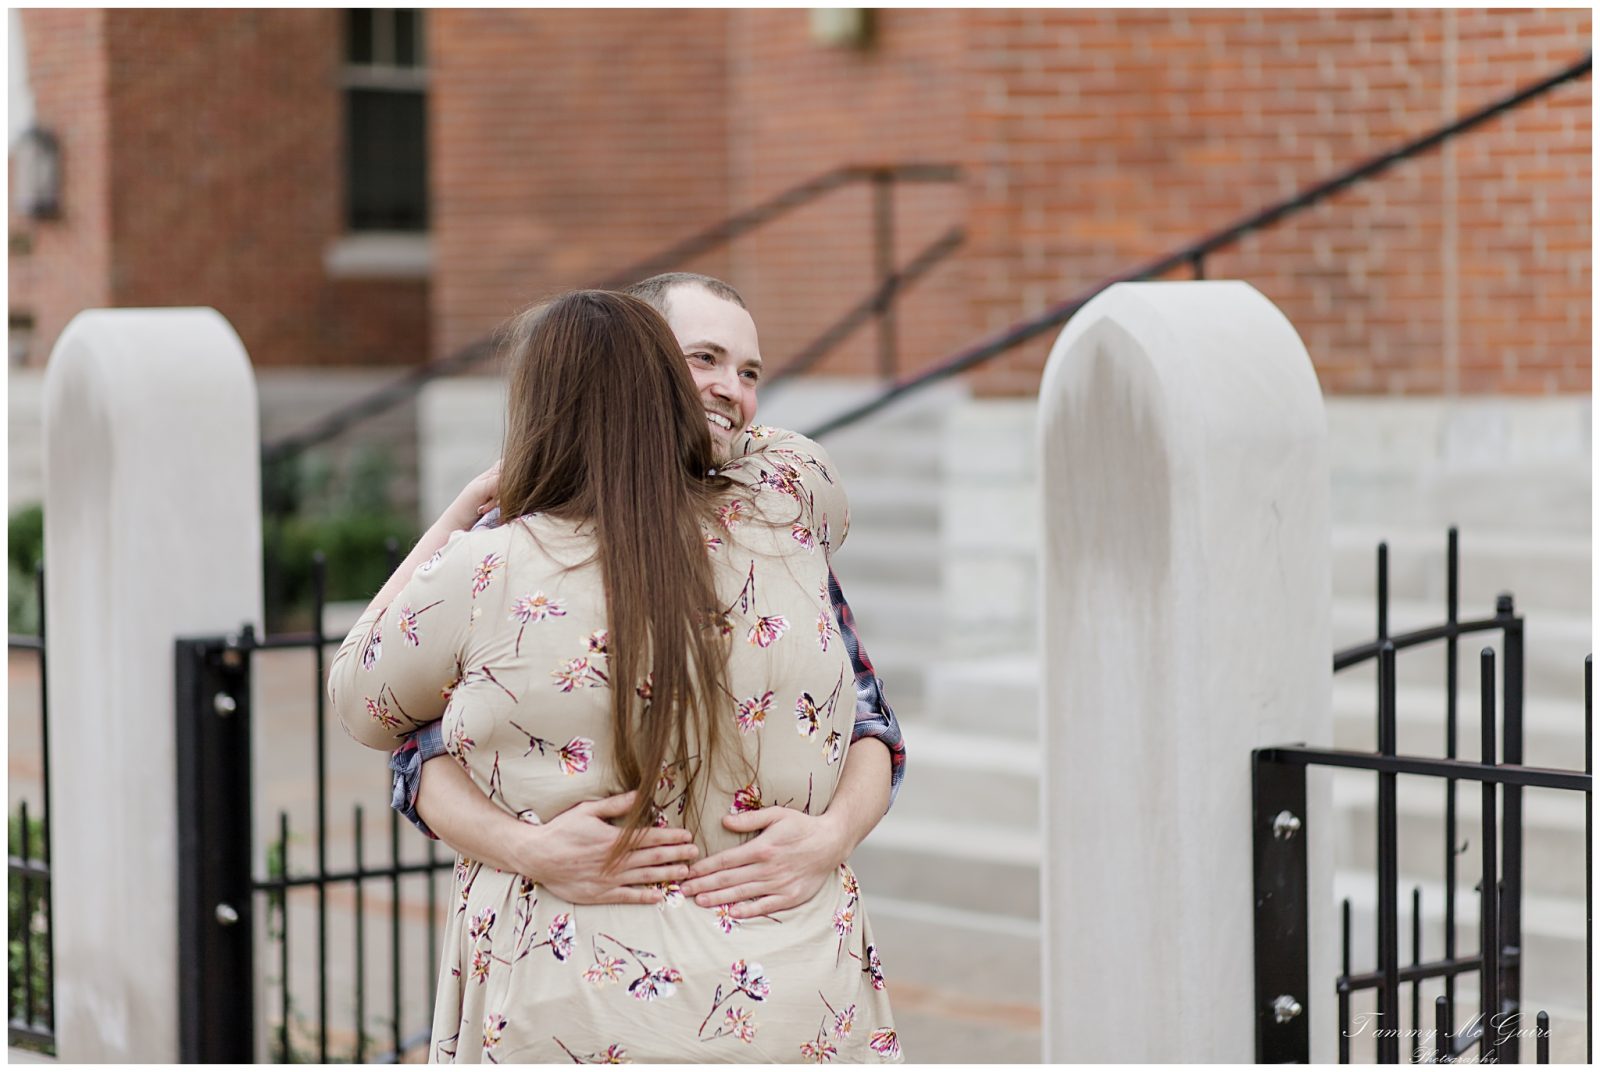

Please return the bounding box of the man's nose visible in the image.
[705,366,738,401]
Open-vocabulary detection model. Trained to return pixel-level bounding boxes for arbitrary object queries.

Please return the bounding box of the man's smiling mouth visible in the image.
[706,411,735,431]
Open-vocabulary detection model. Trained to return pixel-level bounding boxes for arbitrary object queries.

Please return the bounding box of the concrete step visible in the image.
[818,396,953,482]
[875,723,1040,831]
[920,655,1039,740]
[832,528,941,588]
[883,1004,1039,1065]
[1332,526,1591,617]
[838,583,945,649]
[861,894,1041,1009]
[1415,463,1593,538]
[850,816,1040,920]
[6,1047,53,1063]
[759,375,966,432]
[1333,870,1589,1016]
[840,474,942,532]
[855,831,1588,1003]
[1332,598,1591,705]
[1330,680,1587,772]
[856,894,1041,1063]
[886,695,1580,857]
[1330,767,1589,900]
[914,648,1588,755]
[791,382,955,485]
[858,640,932,717]
[825,435,943,483]
[864,708,1581,921]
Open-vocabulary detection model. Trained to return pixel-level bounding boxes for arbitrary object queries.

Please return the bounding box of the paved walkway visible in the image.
[7,1047,53,1063]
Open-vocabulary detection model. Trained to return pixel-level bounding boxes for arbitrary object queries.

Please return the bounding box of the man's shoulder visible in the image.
[724,426,833,472]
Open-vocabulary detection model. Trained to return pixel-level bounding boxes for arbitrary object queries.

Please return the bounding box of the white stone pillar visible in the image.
[42,308,263,1062]
[1038,281,1334,1061]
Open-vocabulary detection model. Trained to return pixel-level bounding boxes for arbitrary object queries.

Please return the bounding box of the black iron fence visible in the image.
[7,566,54,1055]
[177,546,454,1063]
[1253,529,1592,1063]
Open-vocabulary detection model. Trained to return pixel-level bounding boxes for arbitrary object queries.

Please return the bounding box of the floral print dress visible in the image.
[330,428,900,1064]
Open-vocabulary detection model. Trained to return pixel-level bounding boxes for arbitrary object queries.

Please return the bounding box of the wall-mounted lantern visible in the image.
[13,125,60,219]
[809,8,874,50]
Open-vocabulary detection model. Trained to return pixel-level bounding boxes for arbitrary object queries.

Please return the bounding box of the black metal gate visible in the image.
[176,555,453,1063]
[8,566,54,1055]
[1253,528,1592,1063]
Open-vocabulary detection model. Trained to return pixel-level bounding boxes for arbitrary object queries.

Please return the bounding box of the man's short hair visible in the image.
[624,272,747,314]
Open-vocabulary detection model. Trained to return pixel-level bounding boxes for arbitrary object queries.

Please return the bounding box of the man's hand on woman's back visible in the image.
[520,791,702,905]
[414,757,699,905]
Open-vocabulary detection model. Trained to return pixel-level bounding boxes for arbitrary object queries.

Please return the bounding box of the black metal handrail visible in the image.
[803,52,1592,440]
[765,224,965,387]
[260,163,961,466]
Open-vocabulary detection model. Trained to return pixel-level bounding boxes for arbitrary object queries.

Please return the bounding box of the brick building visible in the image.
[9,8,1591,396]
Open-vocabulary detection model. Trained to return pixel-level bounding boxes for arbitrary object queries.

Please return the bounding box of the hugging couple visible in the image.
[332,272,908,1063]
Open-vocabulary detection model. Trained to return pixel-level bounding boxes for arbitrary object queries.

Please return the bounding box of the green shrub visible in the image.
[264,511,414,630]
[9,504,42,577]
[262,445,416,630]
[9,505,43,635]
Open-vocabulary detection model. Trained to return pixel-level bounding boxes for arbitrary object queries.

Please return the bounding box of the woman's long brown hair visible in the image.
[496,290,731,860]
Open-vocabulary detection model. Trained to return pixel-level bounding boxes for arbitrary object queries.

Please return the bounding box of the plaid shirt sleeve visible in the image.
[829,566,906,809]
[390,720,449,839]
[388,507,504,839]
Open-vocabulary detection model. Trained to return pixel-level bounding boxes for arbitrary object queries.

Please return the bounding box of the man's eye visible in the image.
[741,370,761,383]
[689,352,714,364]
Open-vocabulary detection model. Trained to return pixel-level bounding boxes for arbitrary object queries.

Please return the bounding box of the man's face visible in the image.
[661,284,762,462]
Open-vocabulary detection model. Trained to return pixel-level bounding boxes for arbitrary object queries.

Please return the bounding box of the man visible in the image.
[390,272,904,919]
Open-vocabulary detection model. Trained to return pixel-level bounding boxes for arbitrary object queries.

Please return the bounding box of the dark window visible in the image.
[343,9,427,231]
[346,9,373,64]
[10,312,35,366]
[393,9,420,66]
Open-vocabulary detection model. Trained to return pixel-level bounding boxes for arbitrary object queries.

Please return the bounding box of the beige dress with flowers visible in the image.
[330,428,900,1064]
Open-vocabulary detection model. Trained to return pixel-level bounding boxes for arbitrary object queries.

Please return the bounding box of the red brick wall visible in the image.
[11,9,427,369]
[14,9,1589,398]
[435,7,1587,395]
[962,8,1591,396]
[724,9,974,380]
[429,9,732,359]
[9,10,114,362]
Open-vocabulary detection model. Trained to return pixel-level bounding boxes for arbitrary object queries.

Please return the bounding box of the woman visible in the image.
[330,290,899,1063]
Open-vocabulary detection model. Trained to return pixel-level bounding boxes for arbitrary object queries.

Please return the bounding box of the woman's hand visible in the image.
[516,791,702,905]
[440,461,501,534]
[679,807,848,918]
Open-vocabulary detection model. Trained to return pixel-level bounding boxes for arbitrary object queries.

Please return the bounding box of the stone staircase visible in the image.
[796,389,1592,1063]
[759,377,963,721]
[761,378,1052,1061]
